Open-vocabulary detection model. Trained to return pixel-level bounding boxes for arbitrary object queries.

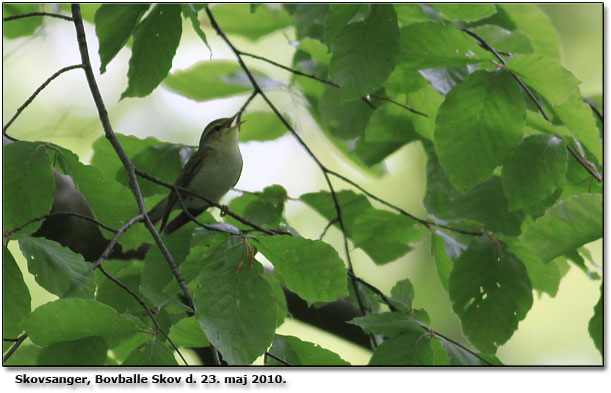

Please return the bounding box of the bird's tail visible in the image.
[147,197,167,225]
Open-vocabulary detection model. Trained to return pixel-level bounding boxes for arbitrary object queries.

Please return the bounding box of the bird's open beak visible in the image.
[224,113,246,129]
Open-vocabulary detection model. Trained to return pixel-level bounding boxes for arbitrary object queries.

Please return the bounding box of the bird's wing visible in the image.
[159,147,211,233]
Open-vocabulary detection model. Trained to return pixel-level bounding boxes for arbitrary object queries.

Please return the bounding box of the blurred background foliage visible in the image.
[2,3,602,365]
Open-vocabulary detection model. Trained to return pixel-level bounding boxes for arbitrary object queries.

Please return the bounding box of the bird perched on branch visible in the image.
[148,114,244,235]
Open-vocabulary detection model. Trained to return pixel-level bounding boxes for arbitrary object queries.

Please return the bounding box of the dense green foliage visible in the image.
[2,3,602,366]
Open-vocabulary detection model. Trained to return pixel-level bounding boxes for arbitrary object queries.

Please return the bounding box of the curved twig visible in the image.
[205,6,376,350]
[97,266,188,366]
[346,271,492,366]
[3,211,118,238]
[135,168,290,236]
[3,64,84,133]
[92,214,144,269]
[3,11,73,22]
[70,4,218,364]
[240,50,427,117]
[2,333,28,363]
[461,27,602,184]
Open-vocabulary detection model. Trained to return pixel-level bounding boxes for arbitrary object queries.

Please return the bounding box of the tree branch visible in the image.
[346,271,492,366]
[461,27,602,184]
[96,266,188,365]
[69,4,217,363]
[135,168,290,236]
[3,64,84,133]
[239,50,427,117]
[264,351,293,366]
[325,169,483,236]
[205,6,375,349]
[2,333,27,363]
[3,211,118,238]
[92,214,143,269]
[3,11,73,22]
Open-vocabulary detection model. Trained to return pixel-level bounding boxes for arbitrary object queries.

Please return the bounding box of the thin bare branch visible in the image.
[3,11,73,22]
[2,333,27,363]
[205,6,376,349]
[460,27,602,184]
[96,266,188,366]
[69,4,212,362]
[135,168,290,236]
[264,351,294,366]
[3,211,118,238]
[346,271,492,366]
[239,50,427,117]
[92,214,143,269]
[3,64,84,133]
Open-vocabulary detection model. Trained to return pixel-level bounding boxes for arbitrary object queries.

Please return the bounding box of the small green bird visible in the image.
[148,114,243,235]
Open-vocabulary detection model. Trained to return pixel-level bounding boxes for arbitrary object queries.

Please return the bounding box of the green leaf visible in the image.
[431,231,454,291]
[399,22,493,70]
[239,112,288,142]
[210,3,292,40]
[286,4,327,41]
[265,274,288,327]
[295,38,331,64]
[123,340,178,366]
[505,54,580,105]
[497,4,561,59]
[501,135,568,211]
[3,4,42,39]
[350,312,423,338]
[449,236,533,353]
[588,284,602,356]
[182,4,209,50]
[266,335,350,366]
[383,68,444,141]
[37,337,108,366]
[22,298,144,346]
[390,279,415,311]
[350,210,422,265]
[369,330,434,365]
[433,4,496,22]
[439,338,483,365]
[424,150,523,235]
[301,190,421,263]
[319,86,375,139]
[254,236,348,303]
[94,4,150,73]
[521,194,603,262]
[470,25,533,54]
[164,60,278,102]
[193,237,277,365]
[393,4,429,26]
[122,4,182,98]
[3,142,54,237]
[117,144,185,197]
[3,246,31,338]
[503,238,560,297]
[329,4,400,99]
[141,222,199,300]
[434,70,525,191]
[553,92,602,165]
[19,237,95,299]
[226,185,288,229]
[95,260,143,313]
[324,4,363,43]
[168,316,210,348]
